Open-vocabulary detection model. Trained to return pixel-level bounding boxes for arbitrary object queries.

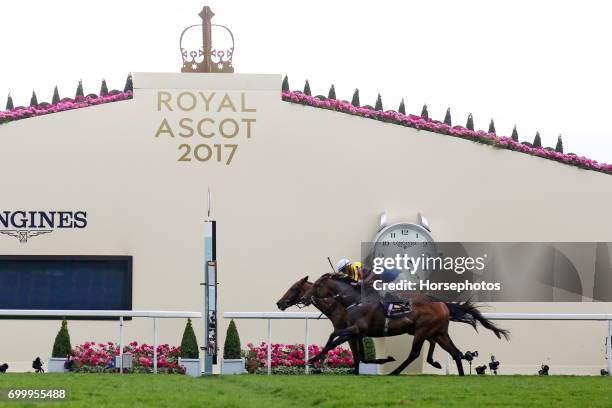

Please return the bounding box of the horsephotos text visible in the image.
[154,91,256,164]
[372,254,501,293]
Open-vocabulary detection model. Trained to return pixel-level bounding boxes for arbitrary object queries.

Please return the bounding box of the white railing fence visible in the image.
[1,310,201,374]
[223,312,612,376]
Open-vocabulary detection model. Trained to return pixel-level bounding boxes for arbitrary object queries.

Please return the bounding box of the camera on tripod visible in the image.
[462,350,478,362]
[488,355,500,375]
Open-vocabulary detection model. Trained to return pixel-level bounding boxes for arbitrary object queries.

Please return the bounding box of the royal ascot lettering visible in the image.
[154,91,257,164]
[0,210,87,243]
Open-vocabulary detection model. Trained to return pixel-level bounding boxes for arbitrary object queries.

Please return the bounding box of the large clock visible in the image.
[371,212,437,284]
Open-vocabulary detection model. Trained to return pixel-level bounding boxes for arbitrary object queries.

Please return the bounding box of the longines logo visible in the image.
[0,211,87,243]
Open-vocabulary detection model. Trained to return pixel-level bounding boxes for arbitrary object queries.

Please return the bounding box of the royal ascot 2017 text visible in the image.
[154,91,256,164]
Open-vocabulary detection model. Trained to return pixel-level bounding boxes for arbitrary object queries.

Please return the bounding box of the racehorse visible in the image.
[276,276,444,373]
[276,276,395,374]
[301,273,509,376]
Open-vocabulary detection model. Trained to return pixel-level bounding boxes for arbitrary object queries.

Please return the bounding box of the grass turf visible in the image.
[0,373,610,407]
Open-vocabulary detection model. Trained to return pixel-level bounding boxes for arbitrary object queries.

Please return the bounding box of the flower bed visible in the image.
[282,90,612,176]
[245,342,354,374]
[70,341,185,374]
[0,91,133,125]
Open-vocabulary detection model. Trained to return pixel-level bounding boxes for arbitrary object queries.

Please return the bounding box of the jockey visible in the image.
[336,258,365,284]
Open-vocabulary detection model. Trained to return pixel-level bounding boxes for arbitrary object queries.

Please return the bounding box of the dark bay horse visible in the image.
[301,274,509,375]
[276,276,397,374]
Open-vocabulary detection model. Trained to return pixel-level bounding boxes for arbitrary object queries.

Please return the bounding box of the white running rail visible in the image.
[1,310,201,374]
[223,311,612,376]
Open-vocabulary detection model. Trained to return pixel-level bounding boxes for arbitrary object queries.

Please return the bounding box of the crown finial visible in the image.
[180,5,234,73]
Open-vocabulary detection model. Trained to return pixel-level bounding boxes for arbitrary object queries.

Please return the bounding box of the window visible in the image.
[0,256,132,315]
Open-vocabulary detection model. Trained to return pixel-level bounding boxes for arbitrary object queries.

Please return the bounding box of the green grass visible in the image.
[0,373,611,407]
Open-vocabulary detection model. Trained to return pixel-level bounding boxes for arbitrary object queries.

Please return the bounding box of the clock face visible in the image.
[371,223,437,282]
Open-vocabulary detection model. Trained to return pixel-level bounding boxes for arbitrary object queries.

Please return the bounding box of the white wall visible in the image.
[0,73,611,374]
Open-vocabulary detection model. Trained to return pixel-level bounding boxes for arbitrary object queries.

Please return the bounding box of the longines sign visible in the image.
[0,210,87,243]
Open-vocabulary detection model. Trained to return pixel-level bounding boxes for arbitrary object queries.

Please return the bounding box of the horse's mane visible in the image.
[328,273,355,285]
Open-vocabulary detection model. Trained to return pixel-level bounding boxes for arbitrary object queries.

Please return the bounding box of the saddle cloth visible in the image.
[382,300,412,318]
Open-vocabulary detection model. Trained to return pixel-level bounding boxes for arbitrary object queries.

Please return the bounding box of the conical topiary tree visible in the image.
[466,113,474,130]
[398,98,406,115]
[555,134,564,153]
[351,89,360,107]
[511,125,519,142]
[180,318,199,359]
[30,91,38,107]
[443,108,452,126]
[281,75,289,92]
[303,80,311,96]
[362,337,376,361]
[75,80,84,98]
[488,119,496,134]
[374,93,383,111]
[100,79,109,96]
[328,84,336,99]
[51,320,71,358]
[533,131,542,148]
[52,86,60,104]
[421,104,429,120]
[223,319,242,359]
[5,93,14,110]
[124,73,134,92]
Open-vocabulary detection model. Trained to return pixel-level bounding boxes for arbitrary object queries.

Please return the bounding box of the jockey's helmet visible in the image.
[336,258,351,273]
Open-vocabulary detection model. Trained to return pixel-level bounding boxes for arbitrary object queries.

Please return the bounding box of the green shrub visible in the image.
[351,89,360,107]
[223,319,242,359]
[52,86,60,104]
[466,113,474,130]
[374,93,383,111]
[52,320,71,358]
[30,91,38,107]
[281,75,289,92]
[100,79,109,96]
[303,80,311,96]
[555,134,563,153]
[488,118,496,134]
[180,318,199,359]
[327,84,336,99]
[362,337,376,361]
[5,93,14,110]
[124,73,133,93]
[398,98,406,115]
[533,131,542,148]
[421,104,429,120]
[511,125,519,141]
[443,108,452,126]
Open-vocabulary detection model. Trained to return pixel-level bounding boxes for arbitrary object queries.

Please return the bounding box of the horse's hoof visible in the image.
[388,371,401,376]
[431,361,442,369]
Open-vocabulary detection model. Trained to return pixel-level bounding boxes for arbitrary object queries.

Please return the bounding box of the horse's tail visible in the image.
[445,300,510,340]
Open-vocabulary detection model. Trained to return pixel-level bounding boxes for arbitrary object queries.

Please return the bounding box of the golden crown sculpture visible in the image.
[180,6,235,73]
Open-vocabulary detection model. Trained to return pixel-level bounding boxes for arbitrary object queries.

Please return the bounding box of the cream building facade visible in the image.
[1,73,611,374]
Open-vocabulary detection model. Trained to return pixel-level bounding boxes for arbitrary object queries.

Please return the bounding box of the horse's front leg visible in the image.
[308,326,360,365]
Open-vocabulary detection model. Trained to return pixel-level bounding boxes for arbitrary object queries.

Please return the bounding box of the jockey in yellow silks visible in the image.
[335,258,365,284]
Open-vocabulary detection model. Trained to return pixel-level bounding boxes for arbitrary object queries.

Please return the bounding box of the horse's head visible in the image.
[276,276,311,311]
[299,273,339,306]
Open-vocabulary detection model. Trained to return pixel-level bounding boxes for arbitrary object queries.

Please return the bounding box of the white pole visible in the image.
[305,316,309,374]
[445,352,451,375]
[153,317,158,374]
[267,319,272,375]
[119,316,124,374]
[608,320,612,376]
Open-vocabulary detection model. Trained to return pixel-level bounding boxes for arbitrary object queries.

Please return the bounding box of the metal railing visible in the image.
[223,311,612,375]
[1,310,202,374]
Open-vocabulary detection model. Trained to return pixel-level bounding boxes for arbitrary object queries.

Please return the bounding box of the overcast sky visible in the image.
[1,0,610,163]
